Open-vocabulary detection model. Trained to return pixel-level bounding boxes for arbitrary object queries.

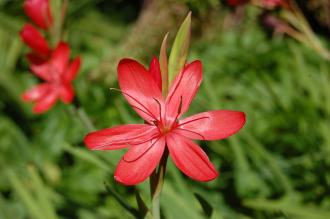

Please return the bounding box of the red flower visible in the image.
[227,0,249,6]
[23,0,53,29]
[20,23,51,64]
[84,58,246,185]
[22,42,81,114]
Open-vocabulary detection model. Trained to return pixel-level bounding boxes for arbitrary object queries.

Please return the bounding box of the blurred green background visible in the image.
[1,0,330,218]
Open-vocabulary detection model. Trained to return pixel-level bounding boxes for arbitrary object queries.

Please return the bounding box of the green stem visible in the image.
[76,106,95,131]
[150,149,169,219]
[67,104,95,132]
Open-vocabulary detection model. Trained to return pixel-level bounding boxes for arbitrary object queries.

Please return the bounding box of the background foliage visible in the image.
[0,0,330,218]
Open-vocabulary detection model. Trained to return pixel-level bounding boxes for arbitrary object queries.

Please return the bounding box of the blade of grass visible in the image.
[27,165,58,219]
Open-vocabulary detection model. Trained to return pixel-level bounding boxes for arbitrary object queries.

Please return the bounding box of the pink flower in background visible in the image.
[20,23,51,64]
[23,0,53,29]
[84,58,246,185]
[227,0,284,8]
[22,43,81,114]
[262,0,283,8]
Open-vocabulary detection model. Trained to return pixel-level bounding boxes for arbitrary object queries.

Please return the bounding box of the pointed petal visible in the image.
[32,89,58,114]
[63,57,81,82]
[149,57,162,90]
[166,61,202,121]
[23,0,52,29]
[166,133,218,182]
[114,137,165,185]
[29,42,70,81]
[20,24,50,56]
[22,83,51,102]
[177,110,246,140]
[118,59,164,122]
[51,42,70,76]
[59,83,74,103]
[84,124,158,150]
[123,137,160,162]
[30,62,51,81]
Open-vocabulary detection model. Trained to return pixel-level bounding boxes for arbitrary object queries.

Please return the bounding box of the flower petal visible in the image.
[227,0,248,6]
[63,57,81,82]
[165,61,202,121]
[30,62,51,81]
[84,124,158,150]
[59,83,74,103]
[149,57,162,90]
[32,89,58,114]
[22,83,52,102]
[26,53,47,65]
[123,137,160,162]
[20,24,50,56]
[166,133,218,182]
[30,42,71,81]
[114,137,165,185]
[23,0,52,29]
[51,42,70,75]
[118,59,164,122]
[177,110,246,140]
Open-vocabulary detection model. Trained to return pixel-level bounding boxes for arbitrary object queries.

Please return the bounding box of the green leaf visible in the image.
[194,193,213,218]
[168,12,191,85]
[6,170,45,219]
[27,165,58,219]
[244,198,330,219]
[104,183,139,218]
[63,144,113,172]
[135,189,153,219]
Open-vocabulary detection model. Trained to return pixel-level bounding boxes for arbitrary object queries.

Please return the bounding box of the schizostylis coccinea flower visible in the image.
[84,58,246,185]
[22,42,81,114]
[23,0,53,29]
[20,23,51,64]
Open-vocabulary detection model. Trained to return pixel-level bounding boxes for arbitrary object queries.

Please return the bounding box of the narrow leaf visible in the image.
[27,165,58,219]
[244,198,330,219]
[6,170,44,219]
[168,12,191,85]
[63,144,113,171]
[104,183,140,218]
[194,193,213,218]
[134,189,153,219]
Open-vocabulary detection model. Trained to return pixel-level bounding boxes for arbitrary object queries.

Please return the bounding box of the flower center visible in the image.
[155,119,178,135]
[49,65,62,83]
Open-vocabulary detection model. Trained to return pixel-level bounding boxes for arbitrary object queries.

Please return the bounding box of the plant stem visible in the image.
[150,149,169,219]
[67,104,95,132]
[76,106,95,131]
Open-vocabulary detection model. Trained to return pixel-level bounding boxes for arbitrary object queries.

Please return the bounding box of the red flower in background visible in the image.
[84,58,246,185]
[22,43,81,114]
[20,23,51,64]
[23,0,53,29]
[227,0,249,6]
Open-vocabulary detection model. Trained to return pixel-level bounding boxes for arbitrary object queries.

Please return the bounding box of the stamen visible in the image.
[177,116,210,127]
[110,88,157,120]
[123,137,161,162]
[166,70,185,104]
[92,127,159,150]
[178,96,183,115]
[173,96,183,123]
[130,105,155,122]
[152,97,163,124]
[174,128,206,141]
